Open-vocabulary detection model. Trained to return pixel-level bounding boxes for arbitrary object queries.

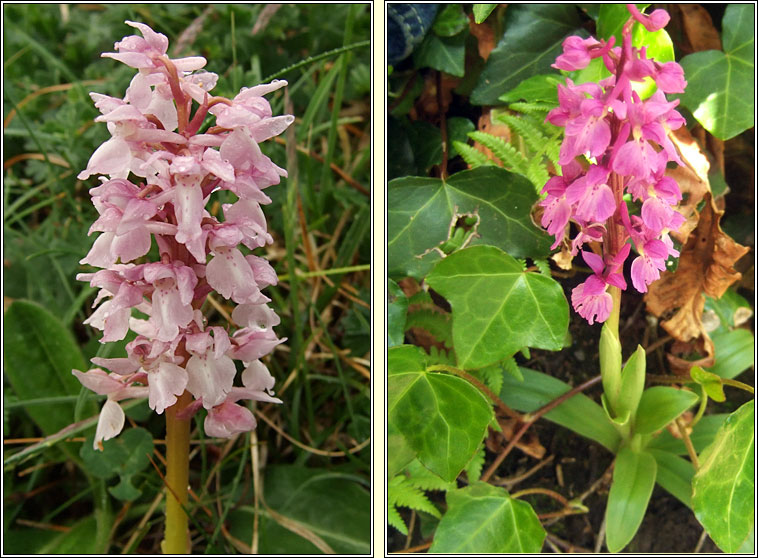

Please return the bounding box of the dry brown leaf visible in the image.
[487,415,546,459]
[472,110,513,164]
[668,126,712,243]
[645,193,750,374]
[676,4,722,54]
[468,14,496,61]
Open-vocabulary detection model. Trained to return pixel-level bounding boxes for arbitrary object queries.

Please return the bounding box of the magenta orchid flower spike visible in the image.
[540,4,686,325]
[73,20,292,451]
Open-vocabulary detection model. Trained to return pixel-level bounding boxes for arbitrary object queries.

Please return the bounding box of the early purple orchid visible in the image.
[541,4,687,324]
[73,21,290,450]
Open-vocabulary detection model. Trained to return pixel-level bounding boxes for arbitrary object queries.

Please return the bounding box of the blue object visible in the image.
[387,4,440,65]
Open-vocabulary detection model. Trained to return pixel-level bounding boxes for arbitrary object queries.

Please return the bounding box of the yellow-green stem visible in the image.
[161,390,192,554]
[606,285,621,337]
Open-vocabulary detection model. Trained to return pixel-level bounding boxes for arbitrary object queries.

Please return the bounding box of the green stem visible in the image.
[606,285,621,337]
[277,263,370,282]
[161,391,192,554]
[722,378,755,394]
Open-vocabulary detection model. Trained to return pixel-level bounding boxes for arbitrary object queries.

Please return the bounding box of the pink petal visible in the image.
[204,401,256,438]
[94,399,125,450]
[186,353,236,409]
[148,361,188,414]
[206,246,260,303]
[73,368,124,395]
[78,137,131,180]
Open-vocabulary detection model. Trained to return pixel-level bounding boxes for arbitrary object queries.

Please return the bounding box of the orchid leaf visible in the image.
[605,447,657,552]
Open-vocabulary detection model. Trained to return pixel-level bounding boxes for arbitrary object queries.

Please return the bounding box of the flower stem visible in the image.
[161,390,192,554]
[607,285,621,336]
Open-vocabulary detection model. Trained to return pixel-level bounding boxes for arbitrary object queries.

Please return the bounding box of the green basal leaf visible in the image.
[677,4,755,140]
[387,167,552,280]
[605,447,657,552]
[229,466,370,554]
[599,323,622,412]
[615,345,646,421]
[473,4,498,25]
[388,279,408,348]
[3,300,94,435]
[707,328,755,380]
[501,367,621,452]
[471,4,584,105]
[634,386,699,435]
[430,482,546,553]
[648,448,694,509]
[388,345,493,482]
[690,365,725,402]
[426,245,568,370]
[693,401,754,553]
[38,516,99,554]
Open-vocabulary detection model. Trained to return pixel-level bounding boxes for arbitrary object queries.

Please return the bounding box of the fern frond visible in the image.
[388,475,441,520]
[465,445,486,482]
[477,363,504,395]
[452,140,492,169]
[526,154,550,190]
[508,101,554,115]
[406,460,456,491]
[405,308,452,347]
[426,344,456,366]
[502,356,524,381]
[387,501,408,535]
[407,290,435,308]
[468,130,529,175]
[533,258,552,276]
[495,111,550,156]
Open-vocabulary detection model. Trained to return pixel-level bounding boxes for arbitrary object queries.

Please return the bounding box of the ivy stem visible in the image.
[161,390,193,554]
[481,374,603,482]
[675,416,700,471]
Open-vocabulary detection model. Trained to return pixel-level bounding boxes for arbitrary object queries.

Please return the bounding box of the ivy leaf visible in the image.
[693,401,754,553]
[430,482,546,552]
[413,30,467,77]
[388,345,493,482]
[388,167,552,280]
[471,4,583,105]
[473,4,498,25]
[426,245,568,370]
[432,4,468,37]
[388,279,408,348]
[677,3,755,140]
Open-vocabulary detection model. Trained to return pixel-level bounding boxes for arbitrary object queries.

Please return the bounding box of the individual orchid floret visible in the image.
[626,4,670,32]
